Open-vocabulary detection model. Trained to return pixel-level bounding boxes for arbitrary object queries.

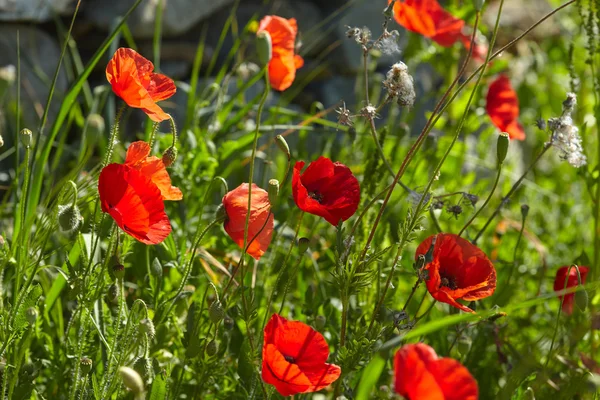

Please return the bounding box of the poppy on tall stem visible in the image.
[415,233,496,313]
[106,48,176,122]
[554,265,589,314]
[292,156,360,226]
[262,314,341,396]
[394,343,478,400]
[486,75,526,141]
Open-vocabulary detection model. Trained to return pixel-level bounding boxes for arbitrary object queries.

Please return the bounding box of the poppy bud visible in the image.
[20,128,32,147]
[496,132,509,166]
[139,318,155,338]
[215,204,227,222]
[275,135,291,160]
[150,257,163,277]
[315,315,326,331]
[224,316,235,330]
[209,300,225,324]
[80,357,93,375]
[113,263,125,280]
[206,339,218,356]
[86,113,105,144]
[456,336,472,356]
[383,0,396,17]
[256,30,272,66]
[162,146,178,167]
[472,0,485,11]
[26,307,38,325]
[107,283,118,303]
[268,179,279,205]
[575,287,588,311]
[521,204,529,219]
[298,237,310,253]
[119,366,145,396]
[58,204,82,233]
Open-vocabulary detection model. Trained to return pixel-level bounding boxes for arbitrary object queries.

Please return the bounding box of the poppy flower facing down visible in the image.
[292,157,360,226]
[486,75,525,141]
[554,266,589,315]
[258,16,304,91]
[394,343,478,400]
[262,314,341,396]
[106,48,176,122]
[99,141,181,245]
[391,0,466,47]
[415,233,496,313]
[222,183,274,260]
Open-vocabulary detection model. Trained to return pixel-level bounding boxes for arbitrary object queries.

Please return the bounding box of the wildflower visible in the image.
[292,157,360,226]
[99,142,181,245]
[106,48,176,122]
[554,266,589,315]
[262,314,341,396]
[257,16,304,91]
[222,183,274,260]
[336,102,353,127]
[486,75,525,141]
[360,104,379,119]
[415,233,496,313]
[383,62,416,107]
[549,93,586,168]
[394,343,478,400]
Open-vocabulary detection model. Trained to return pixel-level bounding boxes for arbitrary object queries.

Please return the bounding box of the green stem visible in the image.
[100,277,125,398]
[459,164,502,237]
[545,265,574,369]
[15,143,31,294]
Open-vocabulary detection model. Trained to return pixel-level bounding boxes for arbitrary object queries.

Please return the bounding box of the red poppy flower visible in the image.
[222,183,274,260]
[292,157,360,226]
[258,16,304,91]
[124,141,183,201]
[262,314,341,396]
[391,0,466,47]
[106,48,176,122]
[554,266,589,314]
[99,164,171,245]
[394,343,478,400]
[486,75,525,141]
[415,233,496,313]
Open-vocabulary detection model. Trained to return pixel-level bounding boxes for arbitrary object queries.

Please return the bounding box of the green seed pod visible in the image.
[162,146,178,167]
[119,366,145,395]
[206,339,218,357]
[58,204,82,233]
[150,257,163,277]
[209,300,225,324]
[576,287,588,312]
[113,263,125,280]
[297,237,310,253]
[472,0,485,11]
[26,307,38,325]
[315,315,326,332]
[521,204,529,219]
[139,318,155,338]
[256,30,272,66]
[275,135,290,160]
[496,132,509,166]
[268,179,279,206]
[456,336,472,356]
[80,357,93,375]
[20,128,32,147]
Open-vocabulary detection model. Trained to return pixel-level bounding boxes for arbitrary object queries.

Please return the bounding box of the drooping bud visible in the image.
[575,288,588,312]
[383,0,396,17]
[139,318,155,338]
[206,339,218,356]
[20,128,32,147]
[275,135,290,160]
[26,307,38,325]
[497,132,509,166]
[208,300,225,324]
[58,204,82,233]
[268,179,279,205]
[107,283,118,303]
[162,146,178,167]
[119,366,145,396]
[215,203,227,222]
[256,30,273,66]
[315,315,326,331]
[80,357,93,375]
[521,204,529,219]
[297,237,310,253]
[150,257,163,277]
[456,336,472,356]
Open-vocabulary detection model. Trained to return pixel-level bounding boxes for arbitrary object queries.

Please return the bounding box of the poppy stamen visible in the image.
[440,275,458,290]
[308,191,324,203]
[283,354,296,363]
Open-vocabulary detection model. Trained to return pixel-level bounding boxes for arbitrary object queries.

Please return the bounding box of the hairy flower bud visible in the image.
[256,30,273,66]
[58,204,82,233]
[150,257,163,277]
[576,287,588,311]
[119,366,145,396]
[113,263,125,280]
[0,135,4,148]
[162,146,178,167]
[298,237,310,253]
[20,128,32,147]
[497,132,509,166]
[139,318,155,338]
[209,300,225,324]
[206,339,218,356]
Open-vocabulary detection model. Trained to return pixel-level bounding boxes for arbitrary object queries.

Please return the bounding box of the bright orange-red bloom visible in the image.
[486,75,525,141]
[106,48,176,122]
[391,0,466,47]
[292,157,360,226]
[222,183,274,260]
[258,16,304,91]
[98,141,181,245]
[262,314,341,396]
[415,233,496,313]
[394,343,478,400]
[554,266,589,315]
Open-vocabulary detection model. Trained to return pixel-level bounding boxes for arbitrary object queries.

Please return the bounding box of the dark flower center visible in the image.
[308,191,324,203]
[283,354,296,363]
[440,274,458,290]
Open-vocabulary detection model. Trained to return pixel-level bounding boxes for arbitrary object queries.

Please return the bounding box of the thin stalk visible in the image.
[100,277,125,398]
[15,143,31,293]
[459,165,502,236]
[545,265,574,369]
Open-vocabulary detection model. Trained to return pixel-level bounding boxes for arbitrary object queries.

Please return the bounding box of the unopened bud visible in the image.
[58,204,82,233]
[315,315,326,331]
[456,336,472,355]
[150,257,163,277]
[107,283,118,302]
[216,203,227,222]
[256,30,272,66]
[275,135,290,160]
[206,339,218,356]
[162,146,178,167]
[521,204,529,219]
[383,0,396,17]
[119,366,145,395]
[298,237,310,253]
[20,128,32,147]
[80,357,93,375]
[576,287,588,311]
[26,307,38,325]
[268,179,279,205]
[472,0,485,11]
[208,300,225,324]
[139,318,155,338]
[86,114,105,144]
[113,263,125,280]
[497,132,509,166]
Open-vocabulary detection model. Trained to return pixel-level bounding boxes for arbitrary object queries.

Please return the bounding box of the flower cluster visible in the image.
[549,93,586,168]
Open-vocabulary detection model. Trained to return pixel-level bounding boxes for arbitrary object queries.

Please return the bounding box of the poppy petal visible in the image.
[486,75,525,140]
[554,266,589,314]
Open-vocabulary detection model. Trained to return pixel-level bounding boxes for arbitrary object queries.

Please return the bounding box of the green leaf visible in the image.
[150,373,167,400]
[92,373,101,400]
[355,354,386,400]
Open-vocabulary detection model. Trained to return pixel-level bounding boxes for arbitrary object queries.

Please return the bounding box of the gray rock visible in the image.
[83,0,235,38]
[0,0,74,21]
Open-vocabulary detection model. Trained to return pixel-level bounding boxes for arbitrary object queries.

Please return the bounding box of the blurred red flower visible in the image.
[292,156,360,226]
[106,48,176,122]
[486,75,525,141]
[258,16,304,91]
[391,0,466,47]
[394,343,478,400]
[262,314,341,396]
[415,233,496,313]
[554,266,589,314]
[222,183,274,260]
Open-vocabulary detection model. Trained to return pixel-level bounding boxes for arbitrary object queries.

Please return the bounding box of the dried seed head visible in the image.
[383,62,415,107]
[336,102,353,127]
[447,204,463,218]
